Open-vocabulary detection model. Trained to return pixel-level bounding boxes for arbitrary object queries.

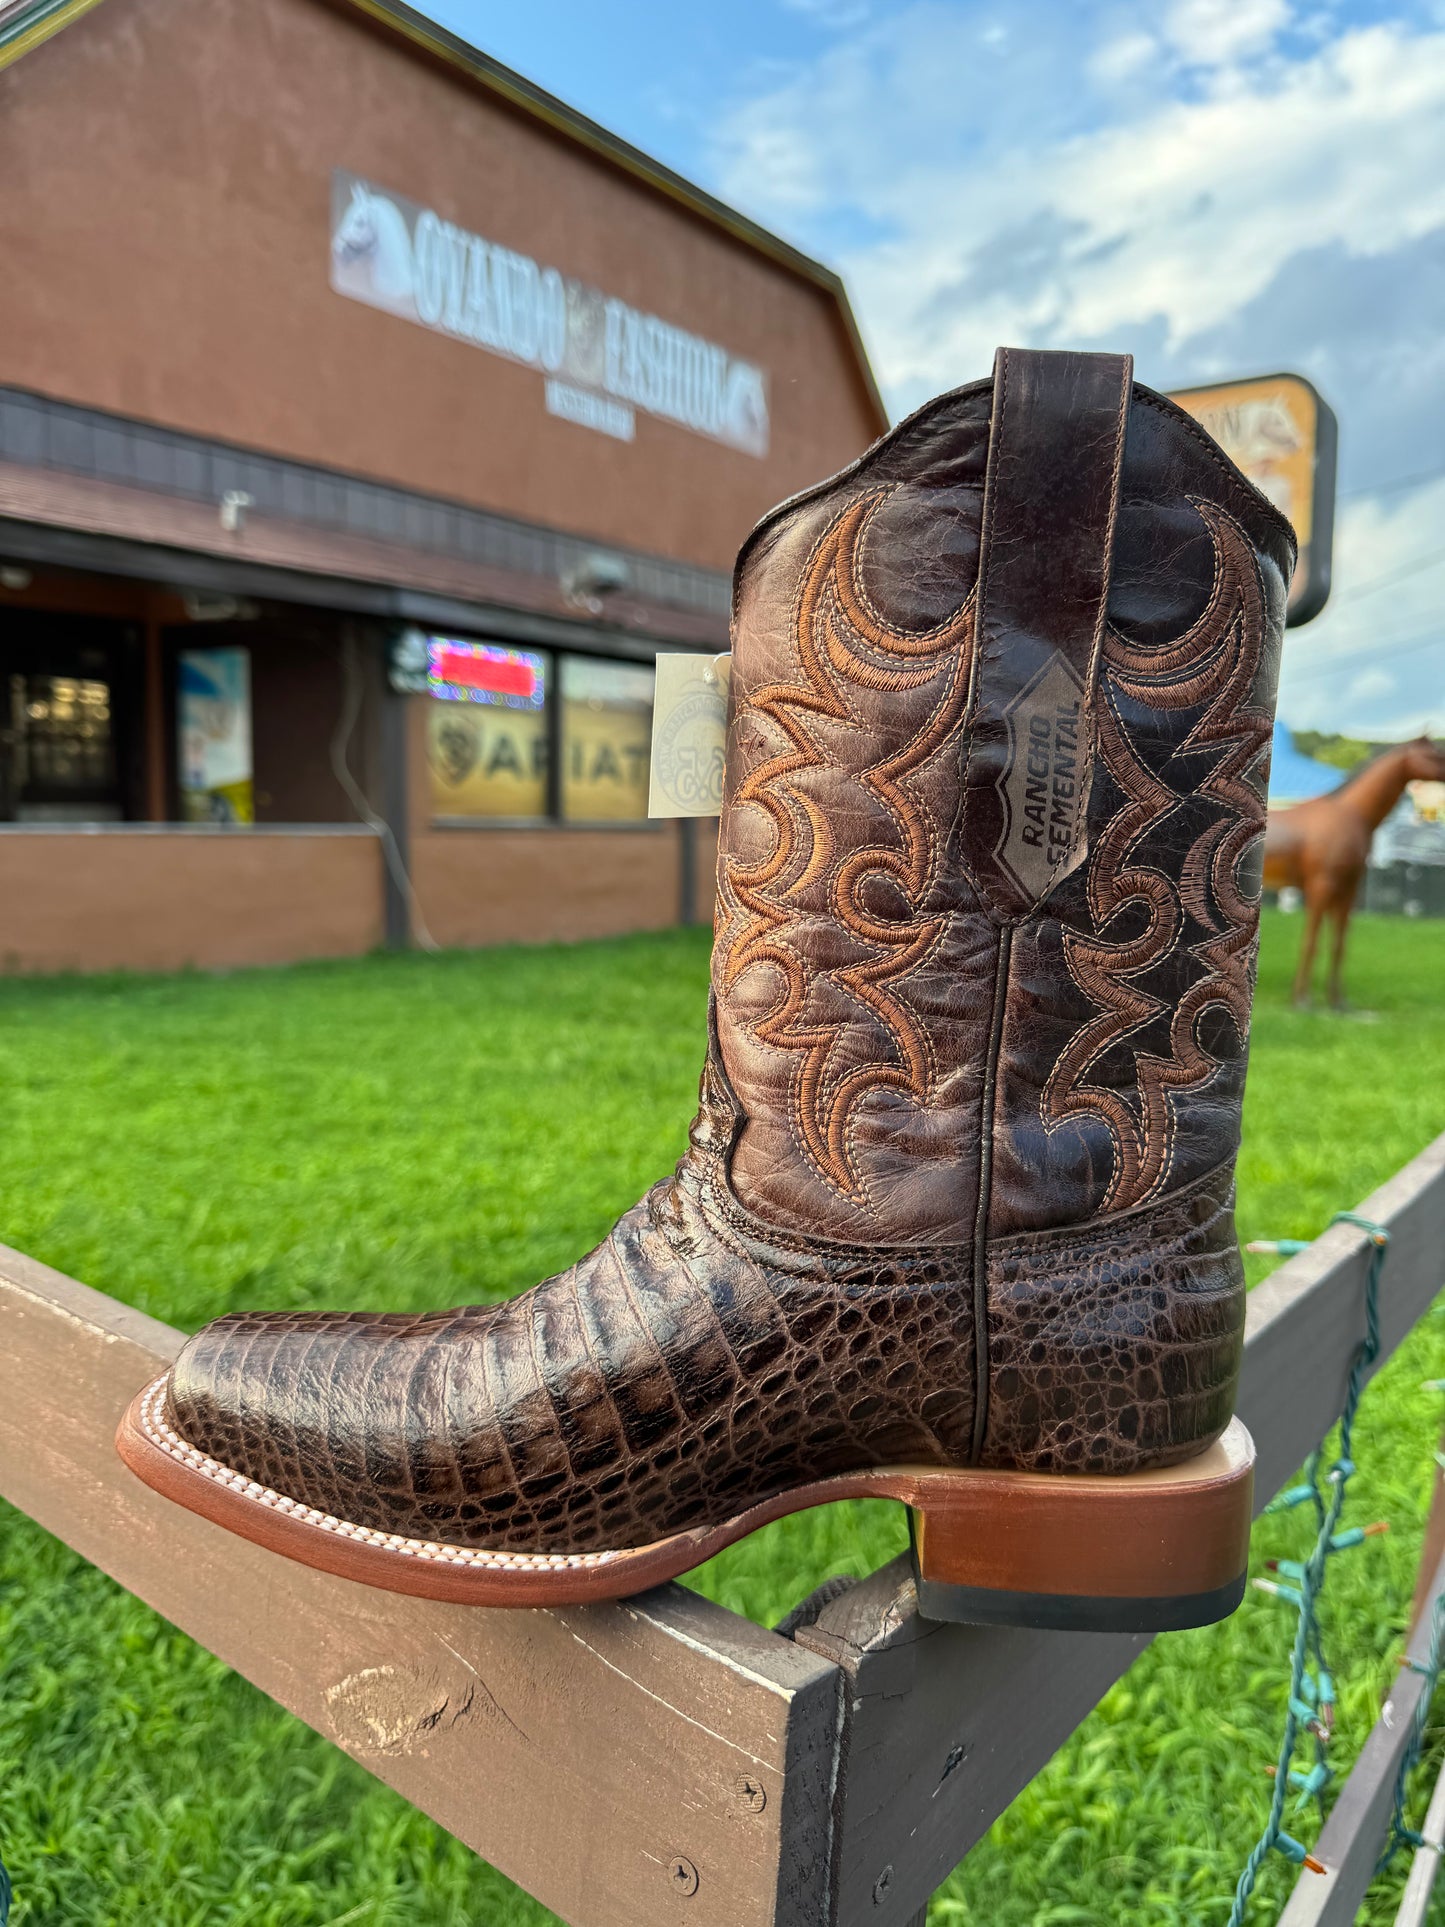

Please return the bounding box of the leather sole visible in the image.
[117,1375,1254,1630]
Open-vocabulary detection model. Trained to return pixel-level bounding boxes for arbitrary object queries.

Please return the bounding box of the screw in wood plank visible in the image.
[669,1856,700,1897]
[873,1864,894,1905]
[736,1772,768,1813]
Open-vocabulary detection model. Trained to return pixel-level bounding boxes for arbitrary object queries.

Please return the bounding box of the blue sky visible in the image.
[421,0,1445,740]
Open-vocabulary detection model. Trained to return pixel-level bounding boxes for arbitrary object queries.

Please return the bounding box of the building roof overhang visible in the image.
[0,386,732,655]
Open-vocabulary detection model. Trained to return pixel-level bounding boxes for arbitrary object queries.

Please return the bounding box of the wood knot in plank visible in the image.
[324,1663,477,1758]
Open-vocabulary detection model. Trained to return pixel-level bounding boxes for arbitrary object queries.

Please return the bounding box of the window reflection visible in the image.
[9,674,115,794]
[560,656,653,822]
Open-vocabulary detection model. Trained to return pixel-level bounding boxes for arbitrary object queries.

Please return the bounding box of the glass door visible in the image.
[5,672,117,820]
[0,613,138,823]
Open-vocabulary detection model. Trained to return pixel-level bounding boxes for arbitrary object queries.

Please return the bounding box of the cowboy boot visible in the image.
[119,348,1295,1631]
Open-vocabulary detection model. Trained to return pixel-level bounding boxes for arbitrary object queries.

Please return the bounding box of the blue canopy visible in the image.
[1268,720,1339,804]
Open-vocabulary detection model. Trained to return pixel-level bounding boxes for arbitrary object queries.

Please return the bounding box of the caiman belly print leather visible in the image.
[145,347,1296,1565]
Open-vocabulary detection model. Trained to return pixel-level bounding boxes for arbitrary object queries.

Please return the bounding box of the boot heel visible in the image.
[902,1419,1254,1633]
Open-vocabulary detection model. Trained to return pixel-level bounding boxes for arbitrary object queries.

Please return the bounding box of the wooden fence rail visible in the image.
[1277,1543,1445,1927]
[2,1129,1443,1927]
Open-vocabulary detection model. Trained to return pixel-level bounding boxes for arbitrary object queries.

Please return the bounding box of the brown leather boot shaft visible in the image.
[714,349,1294,1251]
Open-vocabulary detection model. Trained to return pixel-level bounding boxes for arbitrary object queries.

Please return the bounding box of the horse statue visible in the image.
[1262,735,1445,1007]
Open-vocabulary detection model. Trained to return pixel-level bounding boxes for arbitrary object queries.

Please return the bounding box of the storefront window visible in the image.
[426,638,550,821]
[421,635,658,827]
[15,675,115,798]
[0,612,133,824]
[560,656,653,822]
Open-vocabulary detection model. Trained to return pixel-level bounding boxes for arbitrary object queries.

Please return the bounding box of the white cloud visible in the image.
[1341,668,1398,704]
[1088,29,1158,83]
[779,0,872,29]
[1277,476,1445,737]
[714,16,1445,398]
[709,3,1445,735]
[722,119,828,213]
[1164,0,1290,66]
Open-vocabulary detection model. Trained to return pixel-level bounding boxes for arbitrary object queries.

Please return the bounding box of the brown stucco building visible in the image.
[0,0,884,971]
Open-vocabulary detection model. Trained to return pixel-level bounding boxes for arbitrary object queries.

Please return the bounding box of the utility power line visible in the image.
[1286,625,1442,685]
[1330,545,1445,607]
[1340,462,1445,501]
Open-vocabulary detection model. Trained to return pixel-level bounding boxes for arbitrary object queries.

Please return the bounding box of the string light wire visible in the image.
[1228,1214,1393,1922]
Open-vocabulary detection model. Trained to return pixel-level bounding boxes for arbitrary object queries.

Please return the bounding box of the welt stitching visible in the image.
[140,1380,616,1571]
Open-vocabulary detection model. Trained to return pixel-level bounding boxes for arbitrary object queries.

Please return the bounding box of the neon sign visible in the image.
[426,638,547,710]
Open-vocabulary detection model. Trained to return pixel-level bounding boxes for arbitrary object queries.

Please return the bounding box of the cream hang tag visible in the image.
[648,653,731,818]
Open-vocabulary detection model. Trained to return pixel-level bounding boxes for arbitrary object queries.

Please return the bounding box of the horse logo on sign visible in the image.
[330,178,417,320]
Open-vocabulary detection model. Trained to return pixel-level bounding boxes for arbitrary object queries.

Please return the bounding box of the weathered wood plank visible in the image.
[808,1133,1445,1927]
[0,1245,842,1927]
[1410,1445,1445,1629]
[1240,1131,1445,1506]
[1391,1747,1445,1927]
[1275,1547,1445,1927]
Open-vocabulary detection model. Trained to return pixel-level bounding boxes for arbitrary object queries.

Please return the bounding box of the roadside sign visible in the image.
[1169,372,1337,625]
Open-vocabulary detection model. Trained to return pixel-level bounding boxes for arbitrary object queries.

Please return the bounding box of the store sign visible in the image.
[1169,373,1337,626]
[178,647,254,823]
[330,170,769,457]
[429,701,548,820]
[424,637,549,820]
[424,636,546,709]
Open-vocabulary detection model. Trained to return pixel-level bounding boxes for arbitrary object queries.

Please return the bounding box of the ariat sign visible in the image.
[329,170,769,457]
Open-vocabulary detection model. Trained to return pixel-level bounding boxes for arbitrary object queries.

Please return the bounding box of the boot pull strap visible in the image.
[961,345,1133,921]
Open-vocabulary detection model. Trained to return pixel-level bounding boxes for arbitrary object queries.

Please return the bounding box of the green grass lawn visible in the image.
[1,908,1443,1925]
